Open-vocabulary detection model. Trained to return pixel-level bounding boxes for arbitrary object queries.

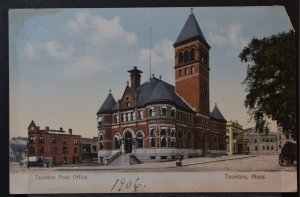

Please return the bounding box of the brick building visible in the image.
[27,120,81,165]
[97,11,227,164]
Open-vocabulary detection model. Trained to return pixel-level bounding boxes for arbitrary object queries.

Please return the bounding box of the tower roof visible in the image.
[174,13,210,48]
[210,105,226,122]
[97,92,116,114]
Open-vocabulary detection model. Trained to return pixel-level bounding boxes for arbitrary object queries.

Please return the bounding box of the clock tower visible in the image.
[173,10,210,115]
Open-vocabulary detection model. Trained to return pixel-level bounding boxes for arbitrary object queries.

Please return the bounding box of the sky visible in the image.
[9,7,293,138]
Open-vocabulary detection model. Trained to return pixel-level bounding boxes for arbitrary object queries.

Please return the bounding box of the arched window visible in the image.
[114,137,121,149]
[161,138,167,148]
[190,48,195,61]
[178,52,183,64]
[136,131,144,148]
[184,50,189,63]
[99,142,104,150]
[150,127,156,148]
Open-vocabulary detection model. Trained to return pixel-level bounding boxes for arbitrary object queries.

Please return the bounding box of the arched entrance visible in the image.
[124,132,133,153]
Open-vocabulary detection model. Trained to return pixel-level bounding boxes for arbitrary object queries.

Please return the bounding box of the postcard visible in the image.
[9,7,297,194]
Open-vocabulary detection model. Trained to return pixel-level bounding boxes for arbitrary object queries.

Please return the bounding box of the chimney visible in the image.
[60,127,63,132]
[128,66,143,90]
[69,129,72,135]
[46,126,49,131]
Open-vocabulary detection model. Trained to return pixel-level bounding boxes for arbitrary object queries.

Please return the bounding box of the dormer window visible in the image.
[98,116,103,126]
[125,96,130,107]
[161,106,167,116]
[149,107,155,117]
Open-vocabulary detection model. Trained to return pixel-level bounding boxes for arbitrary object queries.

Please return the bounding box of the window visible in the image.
[51,147,57,154]
[149,107,155,117]
[63,137,67,145]
[255,146,258,151]
[136,132,144,148]
[51,137,56,144]
[138,110,143,120]
[115,114,119,123]
[187,132,192,149]
[191,66,195,74]
[39,147,44,154]
[63,156,67,164]
[131,112,135,121]
[150,156,156,159]
[74,147,78,154]
[160,128,167,136]
[100,142,104,150]
[98,116,103,126]
[178,52,183,64]
[39,136,44,144]
[177,130,184,148]
[254,139,257,143]
[30,147,35,154]
[184,50,189,62]
[150,127,156,148]
[92,145,97,152]
[114,136,121,149]
[185,67,188,75]
[190,48,195,61]
[263,146,265,150]
[122,114,126,122]
[271,145,273,150]
[179,69,182,77]
[161,107,167,116]
[267,146,269,150]
[127,113,131,121]
[63,147,68,154]
[125,96,130,107]
[73,138,78,145]
[29,136,35,144]
[160,138,167,148]
[171,108,175,117]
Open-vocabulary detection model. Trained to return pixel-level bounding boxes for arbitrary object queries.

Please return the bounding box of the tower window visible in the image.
[184,50,189,63]
[161,106,167,116]
[178,52,183,64]
[190,48,195,61]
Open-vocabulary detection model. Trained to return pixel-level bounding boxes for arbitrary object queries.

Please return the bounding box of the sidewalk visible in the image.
[51,154,256,171]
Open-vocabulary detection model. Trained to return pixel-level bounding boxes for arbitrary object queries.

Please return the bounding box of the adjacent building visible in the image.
[27,120,81,165]
[81,137,99,164]
[97,11,227,164]
[9,138,27,162]
[244,127,279,155]
[226,120,248,155]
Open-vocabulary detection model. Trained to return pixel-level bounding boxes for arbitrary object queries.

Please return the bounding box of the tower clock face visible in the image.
[31,126,35,130]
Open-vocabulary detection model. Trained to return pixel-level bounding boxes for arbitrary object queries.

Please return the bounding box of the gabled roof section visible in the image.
[27,120,37,130]
[136,77,194,112]
[97,92,116,114]
[210,105,226,122]
[174,13,210,48]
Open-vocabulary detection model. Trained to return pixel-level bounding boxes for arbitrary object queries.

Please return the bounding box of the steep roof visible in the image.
[210,105,226,121]
[136,77,193,112]
[97,92,116,114]
[174,13,209,48]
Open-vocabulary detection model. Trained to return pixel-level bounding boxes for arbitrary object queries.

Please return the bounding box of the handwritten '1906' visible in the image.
[111,177,145,192]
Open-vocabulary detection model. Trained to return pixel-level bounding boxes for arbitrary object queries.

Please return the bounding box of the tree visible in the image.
[239,30,296,139]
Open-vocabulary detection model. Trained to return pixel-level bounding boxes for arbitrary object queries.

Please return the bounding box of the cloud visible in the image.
[208,22,249,50]
[137,39,174,70]
[23,12,139,78]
